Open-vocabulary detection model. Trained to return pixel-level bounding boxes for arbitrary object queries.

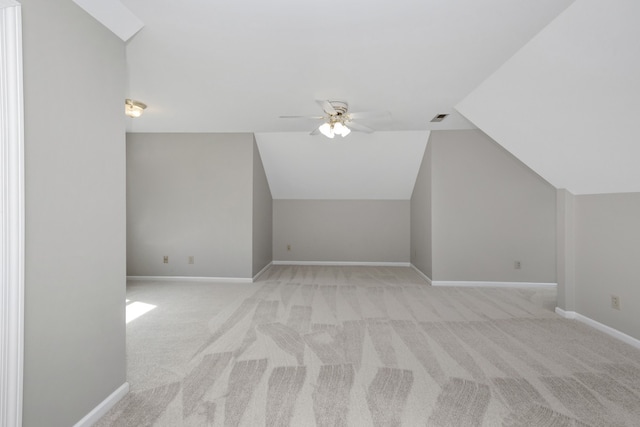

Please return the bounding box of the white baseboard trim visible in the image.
[271,261,411,267]
[127,264,274,284]
[73,382,129,427]
[252,262,272,281]
[554,307,576,319]
[127,276,253,283]
[431,280,557,288]
[410,264,432,285]
[554,308,640,350]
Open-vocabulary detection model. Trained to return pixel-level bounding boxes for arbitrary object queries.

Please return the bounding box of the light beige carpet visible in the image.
[97,266,640,426]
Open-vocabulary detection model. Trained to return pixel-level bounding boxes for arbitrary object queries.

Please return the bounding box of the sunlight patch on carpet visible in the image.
[126,301,157,323]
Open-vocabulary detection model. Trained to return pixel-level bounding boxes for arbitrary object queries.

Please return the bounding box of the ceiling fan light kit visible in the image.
[280,100,386,139]
[319,121,351,139]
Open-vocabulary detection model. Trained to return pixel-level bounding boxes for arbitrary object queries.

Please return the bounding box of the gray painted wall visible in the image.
[410,140,432,277]
[22,0,127,425]
[127,133,255,278]
[430,130,556,282]
[252,138,273,275]
[556,189,576,311]
[574,193,640,340]
[273,200,410,263]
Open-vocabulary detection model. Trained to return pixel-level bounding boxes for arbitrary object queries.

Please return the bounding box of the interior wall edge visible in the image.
[410,264,432,285]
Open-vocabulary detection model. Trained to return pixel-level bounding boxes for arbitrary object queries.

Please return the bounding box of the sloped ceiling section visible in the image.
[255,131,429,200]
[456,0,640,195]
[73,0,143,41]
[117,0,574,200]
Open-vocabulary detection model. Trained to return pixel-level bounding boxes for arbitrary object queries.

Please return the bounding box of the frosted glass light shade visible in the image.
[333,122,351,137]
[319,122,335,138]
[319,121,351,138]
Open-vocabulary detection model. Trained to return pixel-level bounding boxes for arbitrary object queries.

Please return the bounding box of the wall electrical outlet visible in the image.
[514,261,521,269]
[611,295,620,310]
[163,256,169,264]
[188,256,194,264]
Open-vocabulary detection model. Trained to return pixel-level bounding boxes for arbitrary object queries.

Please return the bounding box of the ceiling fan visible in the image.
[280,100,390,138]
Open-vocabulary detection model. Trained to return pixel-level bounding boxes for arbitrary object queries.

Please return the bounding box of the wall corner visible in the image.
[556,188,576,311]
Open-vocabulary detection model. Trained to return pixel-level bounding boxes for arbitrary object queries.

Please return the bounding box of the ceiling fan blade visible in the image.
[316,100,337,115]
[348,111,391,121]
[346,121,375,133]
[310,126,321,135]
[279,115,325,120]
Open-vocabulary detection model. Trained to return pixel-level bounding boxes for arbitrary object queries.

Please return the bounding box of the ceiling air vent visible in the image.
[430,113,449,122]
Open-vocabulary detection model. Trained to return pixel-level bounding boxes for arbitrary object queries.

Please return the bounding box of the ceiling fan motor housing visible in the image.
[327,101,349,117]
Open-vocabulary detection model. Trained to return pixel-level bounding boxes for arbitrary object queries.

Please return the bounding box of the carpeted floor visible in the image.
[96,265,640,426]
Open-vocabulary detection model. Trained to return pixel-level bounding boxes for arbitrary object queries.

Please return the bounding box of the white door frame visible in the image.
[0,1,24,426]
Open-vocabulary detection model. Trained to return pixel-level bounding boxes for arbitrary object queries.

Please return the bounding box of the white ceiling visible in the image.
[76,0,581,199]
[456,0,640,195]
[72,0,142,41]
[121,0,574,134]
[255,131,429,199]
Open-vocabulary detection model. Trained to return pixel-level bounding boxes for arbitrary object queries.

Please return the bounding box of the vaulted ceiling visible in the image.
[73,1,640,198]
[118,0,573,134]
[456,0,640,195]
